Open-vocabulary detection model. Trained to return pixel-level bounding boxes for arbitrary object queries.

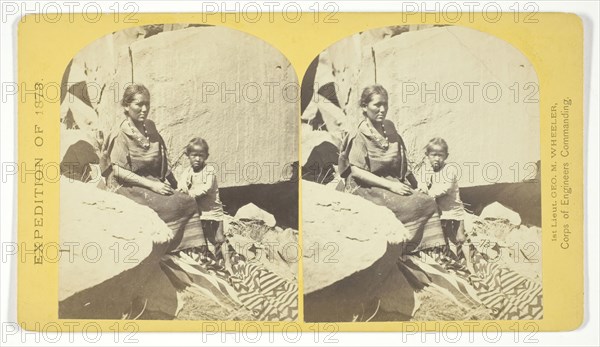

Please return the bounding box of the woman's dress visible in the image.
[339,119,446,252]
[104,118,204,252]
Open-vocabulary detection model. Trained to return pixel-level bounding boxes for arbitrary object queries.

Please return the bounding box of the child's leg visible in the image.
[441,220,457,257]
[198,220,218,261]
[203,220,233,272]
[202,220,217,246]
[455,220,475,273]
[455,219,466,244]
[214,221,233,273]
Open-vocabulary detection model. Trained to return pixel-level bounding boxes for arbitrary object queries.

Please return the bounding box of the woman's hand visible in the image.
[416,183,428,194]
[388,181,413,196]
[166,172,178,190]
[150,181,175,195]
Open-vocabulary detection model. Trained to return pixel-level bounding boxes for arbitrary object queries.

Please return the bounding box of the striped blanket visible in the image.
[407,244,543,320]
[468,249,543,320]
[161,251,298,321]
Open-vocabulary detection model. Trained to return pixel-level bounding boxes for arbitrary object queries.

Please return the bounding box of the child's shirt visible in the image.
[422,162,466,220]
[180,165,224,221]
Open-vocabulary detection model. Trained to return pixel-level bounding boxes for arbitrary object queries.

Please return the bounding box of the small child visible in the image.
[421,137,473,273]
[181,137,233,274]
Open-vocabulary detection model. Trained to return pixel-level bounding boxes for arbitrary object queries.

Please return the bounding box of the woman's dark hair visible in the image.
[425,137,449,154]
[186,137,210,155]
[121,84,150,107]
[360,84,389,107]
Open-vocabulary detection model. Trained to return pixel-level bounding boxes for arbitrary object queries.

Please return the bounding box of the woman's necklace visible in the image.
[128,119,150,149]
[367,120,389,150]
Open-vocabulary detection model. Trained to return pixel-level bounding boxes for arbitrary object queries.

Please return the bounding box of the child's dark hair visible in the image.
[186,137,210,155]
[425,137,449,154]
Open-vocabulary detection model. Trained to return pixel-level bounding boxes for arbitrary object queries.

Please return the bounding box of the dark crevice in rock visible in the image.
[302,141,338,185]
[460,180,541,227]
[97,83,106,105]
[60,140,99,181]
[128,46,134,83]
[187,24,213,28]
[300,56,318,113]
[371,46,377,84]
[220,180,298,229]
[142,24,165,38]
[317,82,341,108]
[60,59,73,104]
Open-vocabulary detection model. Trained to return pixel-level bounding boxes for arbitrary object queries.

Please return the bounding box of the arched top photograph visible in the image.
[301,24,542,323]
[58,23,299,322]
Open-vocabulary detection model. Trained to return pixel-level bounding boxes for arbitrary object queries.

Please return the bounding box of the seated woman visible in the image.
[102,84,205,253]
[339,84,445,252]
[305,84,446,322]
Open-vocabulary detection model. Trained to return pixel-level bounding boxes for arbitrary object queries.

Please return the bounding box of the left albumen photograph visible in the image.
[58,24,299,321]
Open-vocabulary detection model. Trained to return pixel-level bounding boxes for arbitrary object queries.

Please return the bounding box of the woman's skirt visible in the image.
[353,186,446,252]
[115,185,204,252]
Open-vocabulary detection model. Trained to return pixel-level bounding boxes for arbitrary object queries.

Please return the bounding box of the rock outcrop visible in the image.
[301,180,409,294]
[59,179,174,301]
[61,25,298,188]
[59,179,177,318]
[234,203,277,227]
[301,130,339,184]
[303,25,539,187]
[460,178,541,226]
[480,201,522,225]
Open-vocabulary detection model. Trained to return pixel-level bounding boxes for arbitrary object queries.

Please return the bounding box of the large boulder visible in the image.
[312,25,539,186]
[460,178,541,226]
[59,129,100,182]
[301,180,409,294]
[234,203,276,227]
[480,201,522,225]
[301,130,339,184]
[131,26,298,187]
[61,25,298,188]
[60,26,144,132]
[60,24,210,133]
[59,179,177,318]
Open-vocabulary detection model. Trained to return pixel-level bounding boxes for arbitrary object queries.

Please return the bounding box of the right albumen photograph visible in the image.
[300,25,542,322]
